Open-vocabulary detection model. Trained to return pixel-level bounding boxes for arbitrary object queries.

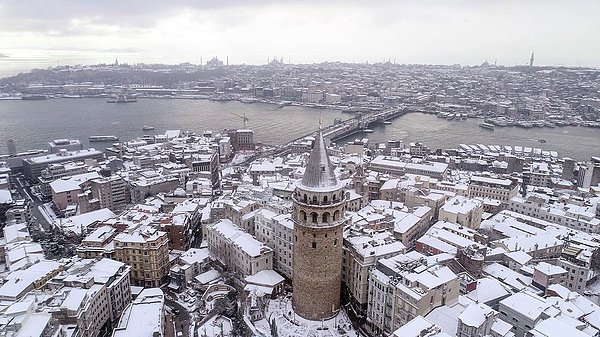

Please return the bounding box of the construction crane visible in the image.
[230,112,249,129]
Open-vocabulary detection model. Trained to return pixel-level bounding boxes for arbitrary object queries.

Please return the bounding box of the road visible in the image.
[165,295,193,337]
[11,173,53,232]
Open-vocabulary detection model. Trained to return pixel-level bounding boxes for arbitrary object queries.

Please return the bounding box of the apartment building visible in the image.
[392,206,434,248]
[51,258,132,333]
[556,236,599,293]
[113,226,169,287]
[112,288,164,337]
[254,209,294,279]
[438,196,483,229]
[77,225,118,259]
[509,194,600,234]
[532,262,567,290]
[367,251,459,335]
[39,162,90,198]
[498,292,551,337]
[85,175,131,212]
[456,303,500,337]
[206,219,273,280]
[50,172,100,212]
[416,221,486,256]
[342,230,405,316]
[468,175,519,206]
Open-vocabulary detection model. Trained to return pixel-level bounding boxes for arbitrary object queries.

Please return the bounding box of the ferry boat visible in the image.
[479,122,495,130]
[0,94,22,100]
[142,125,155,131]
[89,135,119,142]
[107,93,137,103]
[239,97,259,103]
[22,94,47,100]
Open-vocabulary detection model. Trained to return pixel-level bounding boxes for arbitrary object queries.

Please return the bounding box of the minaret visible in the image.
[353,155,365,195]
[292,129,346,320]
[530,52,534,67]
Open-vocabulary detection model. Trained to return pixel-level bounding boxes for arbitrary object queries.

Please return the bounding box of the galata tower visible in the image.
[292,130,346,320]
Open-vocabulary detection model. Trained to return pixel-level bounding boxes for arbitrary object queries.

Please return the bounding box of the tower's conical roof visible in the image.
[299,131,339,190]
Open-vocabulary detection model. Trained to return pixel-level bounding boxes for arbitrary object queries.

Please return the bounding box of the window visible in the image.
[322,212,330,223]
[312,242,317,249]
[311,212,318,223]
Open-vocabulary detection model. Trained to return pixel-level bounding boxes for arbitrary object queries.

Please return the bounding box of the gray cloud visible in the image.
[0,53,9,58]
[34,46,142,53]
[0,0,485,33]
[0,0,599,68]
[0,0,294,34]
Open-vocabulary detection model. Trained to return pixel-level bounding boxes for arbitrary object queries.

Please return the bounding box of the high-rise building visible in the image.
[292,130,347,320]
[562,158,575,181]
[88,175,131,212]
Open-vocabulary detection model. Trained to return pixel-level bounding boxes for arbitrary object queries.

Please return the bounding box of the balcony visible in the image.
[292,194,346,208]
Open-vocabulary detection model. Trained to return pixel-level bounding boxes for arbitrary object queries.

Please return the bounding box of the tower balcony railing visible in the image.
[292,194,346,207]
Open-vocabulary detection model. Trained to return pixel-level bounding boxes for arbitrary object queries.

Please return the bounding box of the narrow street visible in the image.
[11,173,52,232]
[164,295,193,337]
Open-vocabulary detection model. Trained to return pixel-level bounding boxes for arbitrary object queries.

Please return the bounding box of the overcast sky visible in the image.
[1,0,599,76]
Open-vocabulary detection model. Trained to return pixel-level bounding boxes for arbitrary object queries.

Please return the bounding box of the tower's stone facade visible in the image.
[292,131,346,320]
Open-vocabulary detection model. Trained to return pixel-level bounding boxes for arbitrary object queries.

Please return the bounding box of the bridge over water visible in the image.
[237,107,413,166]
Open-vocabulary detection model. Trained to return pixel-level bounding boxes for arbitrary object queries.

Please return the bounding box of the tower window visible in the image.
[312,242,317,249]
[334,239,338,246]
[322,212,330,223]
[323,195,328,203]
[311,212,318,223]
